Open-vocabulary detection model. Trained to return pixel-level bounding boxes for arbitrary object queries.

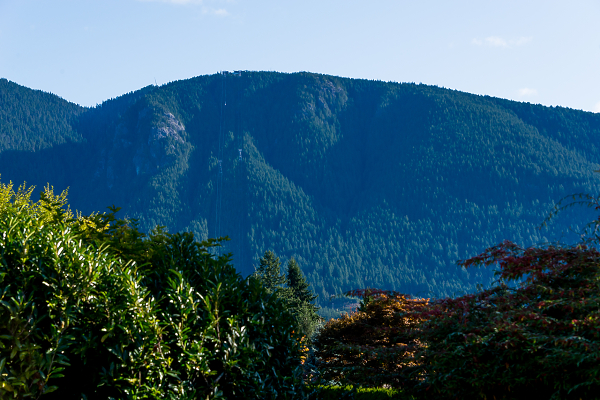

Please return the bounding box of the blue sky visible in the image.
[1,0,598,112]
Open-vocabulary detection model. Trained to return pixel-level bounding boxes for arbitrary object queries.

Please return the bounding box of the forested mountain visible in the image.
[0,79,85,151]
[2,73,600,315]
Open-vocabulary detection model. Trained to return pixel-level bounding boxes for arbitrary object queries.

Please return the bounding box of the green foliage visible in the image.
[253,251,321,340]
[0,181,307,399]
[252,250,287,294]
[285,258,321,339]
[0,181,153,399]
[287,258,318,305]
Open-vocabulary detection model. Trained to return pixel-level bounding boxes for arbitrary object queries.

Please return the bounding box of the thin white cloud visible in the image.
[514,36,533,46]
[471,36,533,49]
[204,7,229,16]
[136,0,230,15]
[518,88,538,97]
[593,102,600,113]
[485,36,509,48]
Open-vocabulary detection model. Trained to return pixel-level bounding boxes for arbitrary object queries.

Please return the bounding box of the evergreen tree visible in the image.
[252,250,287,294]
[285,257,321,339]
[253,252,321,338]
[287,257,318,306]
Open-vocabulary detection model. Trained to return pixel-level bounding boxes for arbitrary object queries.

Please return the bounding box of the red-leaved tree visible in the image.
[404,240,600,399]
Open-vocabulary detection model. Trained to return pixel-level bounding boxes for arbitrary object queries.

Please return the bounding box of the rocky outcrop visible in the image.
[134,111,186,176]
[94,106,188,189]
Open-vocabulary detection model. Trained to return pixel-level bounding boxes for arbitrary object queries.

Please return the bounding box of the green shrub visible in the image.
[0,181,307,399]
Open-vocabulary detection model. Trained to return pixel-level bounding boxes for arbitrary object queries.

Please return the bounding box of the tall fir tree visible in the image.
[285,257,321,339]
[286,257,318,306]
[253,251,322,338]
[252,250,287,294]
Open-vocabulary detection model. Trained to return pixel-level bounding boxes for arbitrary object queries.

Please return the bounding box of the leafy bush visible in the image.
[0,181,307,399]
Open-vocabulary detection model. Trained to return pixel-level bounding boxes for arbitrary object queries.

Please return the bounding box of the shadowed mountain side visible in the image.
[0,143,93,210]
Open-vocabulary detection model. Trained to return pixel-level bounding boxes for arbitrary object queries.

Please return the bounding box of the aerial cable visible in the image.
[234,73,245,272]
[213,70,245,266]
[215,71,227,253]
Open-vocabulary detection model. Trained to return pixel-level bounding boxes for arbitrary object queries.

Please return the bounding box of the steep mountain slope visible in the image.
[1,72,599,313]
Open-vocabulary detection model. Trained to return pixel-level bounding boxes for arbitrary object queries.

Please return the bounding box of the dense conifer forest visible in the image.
[2,73,600,316]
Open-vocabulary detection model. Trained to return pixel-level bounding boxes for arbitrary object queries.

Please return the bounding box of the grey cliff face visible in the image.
[95,107,187,189]
[146,112,186,166]
[134,110,186,176]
